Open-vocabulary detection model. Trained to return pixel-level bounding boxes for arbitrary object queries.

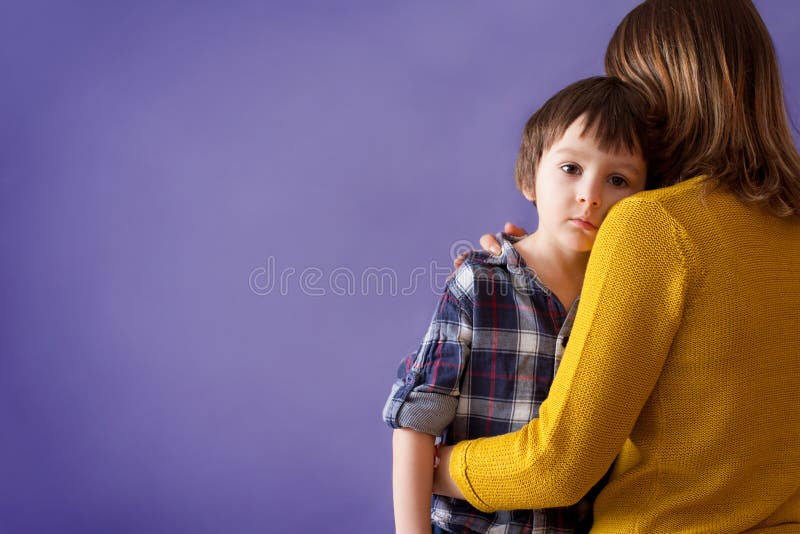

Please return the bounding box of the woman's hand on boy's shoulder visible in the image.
[452,222,528,269]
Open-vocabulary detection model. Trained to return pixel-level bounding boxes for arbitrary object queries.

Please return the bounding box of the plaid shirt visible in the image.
[383,236,584,533]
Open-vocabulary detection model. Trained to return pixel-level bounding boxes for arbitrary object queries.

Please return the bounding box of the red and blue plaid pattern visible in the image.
[384,237,584,533]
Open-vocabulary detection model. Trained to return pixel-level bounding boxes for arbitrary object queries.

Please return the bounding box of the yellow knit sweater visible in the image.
[450,177,800,532]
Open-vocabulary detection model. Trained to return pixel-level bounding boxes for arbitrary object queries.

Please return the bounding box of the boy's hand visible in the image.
[452,222,528,269]
[393,429,436,533]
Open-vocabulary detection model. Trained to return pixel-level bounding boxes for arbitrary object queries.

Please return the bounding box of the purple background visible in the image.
[1,1,798,532]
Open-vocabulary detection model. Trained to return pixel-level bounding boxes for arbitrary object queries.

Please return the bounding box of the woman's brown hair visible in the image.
[605,0,800,217]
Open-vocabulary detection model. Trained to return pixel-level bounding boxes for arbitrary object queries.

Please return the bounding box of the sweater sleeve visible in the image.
[449,198,696,511]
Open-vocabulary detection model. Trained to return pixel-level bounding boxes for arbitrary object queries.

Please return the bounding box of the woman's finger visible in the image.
[504,222,528,237]
[479,233,502,256]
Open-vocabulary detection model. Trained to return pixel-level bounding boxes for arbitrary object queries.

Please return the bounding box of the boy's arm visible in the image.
[392,428,435,534]
[383,273,473,435]
[383,269,474,531]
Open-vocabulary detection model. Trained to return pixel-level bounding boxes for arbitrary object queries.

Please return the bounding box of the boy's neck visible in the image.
[512,232,590,308]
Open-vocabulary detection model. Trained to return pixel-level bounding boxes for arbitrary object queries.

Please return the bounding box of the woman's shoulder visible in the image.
[617,174,789,236]
[622,176,706,211]
[597,180,707,274]
[608,176,720,236]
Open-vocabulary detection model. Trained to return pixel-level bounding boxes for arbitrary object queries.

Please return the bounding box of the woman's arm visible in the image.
[431,444,463,499]
[393,428,436,534]
[442,198,694,511]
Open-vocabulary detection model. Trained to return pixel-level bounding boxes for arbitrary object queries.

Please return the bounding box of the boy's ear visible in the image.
[521,181,536,203]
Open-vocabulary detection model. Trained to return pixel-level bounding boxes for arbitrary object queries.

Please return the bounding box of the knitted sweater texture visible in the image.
[450,177,800,532]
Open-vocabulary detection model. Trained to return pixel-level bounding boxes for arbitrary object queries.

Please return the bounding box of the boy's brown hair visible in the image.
[514,76,651,198]
[605,0,800,217]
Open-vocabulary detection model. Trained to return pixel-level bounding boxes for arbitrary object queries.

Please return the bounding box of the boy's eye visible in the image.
[560,164,581,175]
[608,175,628,187]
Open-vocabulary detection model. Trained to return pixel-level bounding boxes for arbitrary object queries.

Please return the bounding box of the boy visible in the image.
[383,76,649,533]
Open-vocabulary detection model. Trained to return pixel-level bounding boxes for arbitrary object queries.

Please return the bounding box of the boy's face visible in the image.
[525,115,647,253]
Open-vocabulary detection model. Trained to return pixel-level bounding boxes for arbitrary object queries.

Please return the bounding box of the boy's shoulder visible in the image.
[447,249,516,301]
[459,249,508,268]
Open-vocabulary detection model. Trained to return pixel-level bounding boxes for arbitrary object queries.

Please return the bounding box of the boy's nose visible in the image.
[576,190,601,207]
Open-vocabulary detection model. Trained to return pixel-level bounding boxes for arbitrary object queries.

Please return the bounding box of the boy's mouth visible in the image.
[569,217,599,231]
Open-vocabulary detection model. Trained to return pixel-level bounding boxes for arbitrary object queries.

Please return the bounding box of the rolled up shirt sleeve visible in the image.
[383,271,474,437]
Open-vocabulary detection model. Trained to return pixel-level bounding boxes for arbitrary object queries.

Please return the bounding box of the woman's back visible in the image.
[440,2,800,529]
[591,176,800,531]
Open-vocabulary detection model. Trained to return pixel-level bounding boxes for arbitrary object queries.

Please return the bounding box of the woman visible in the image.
[433,0,800,531]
